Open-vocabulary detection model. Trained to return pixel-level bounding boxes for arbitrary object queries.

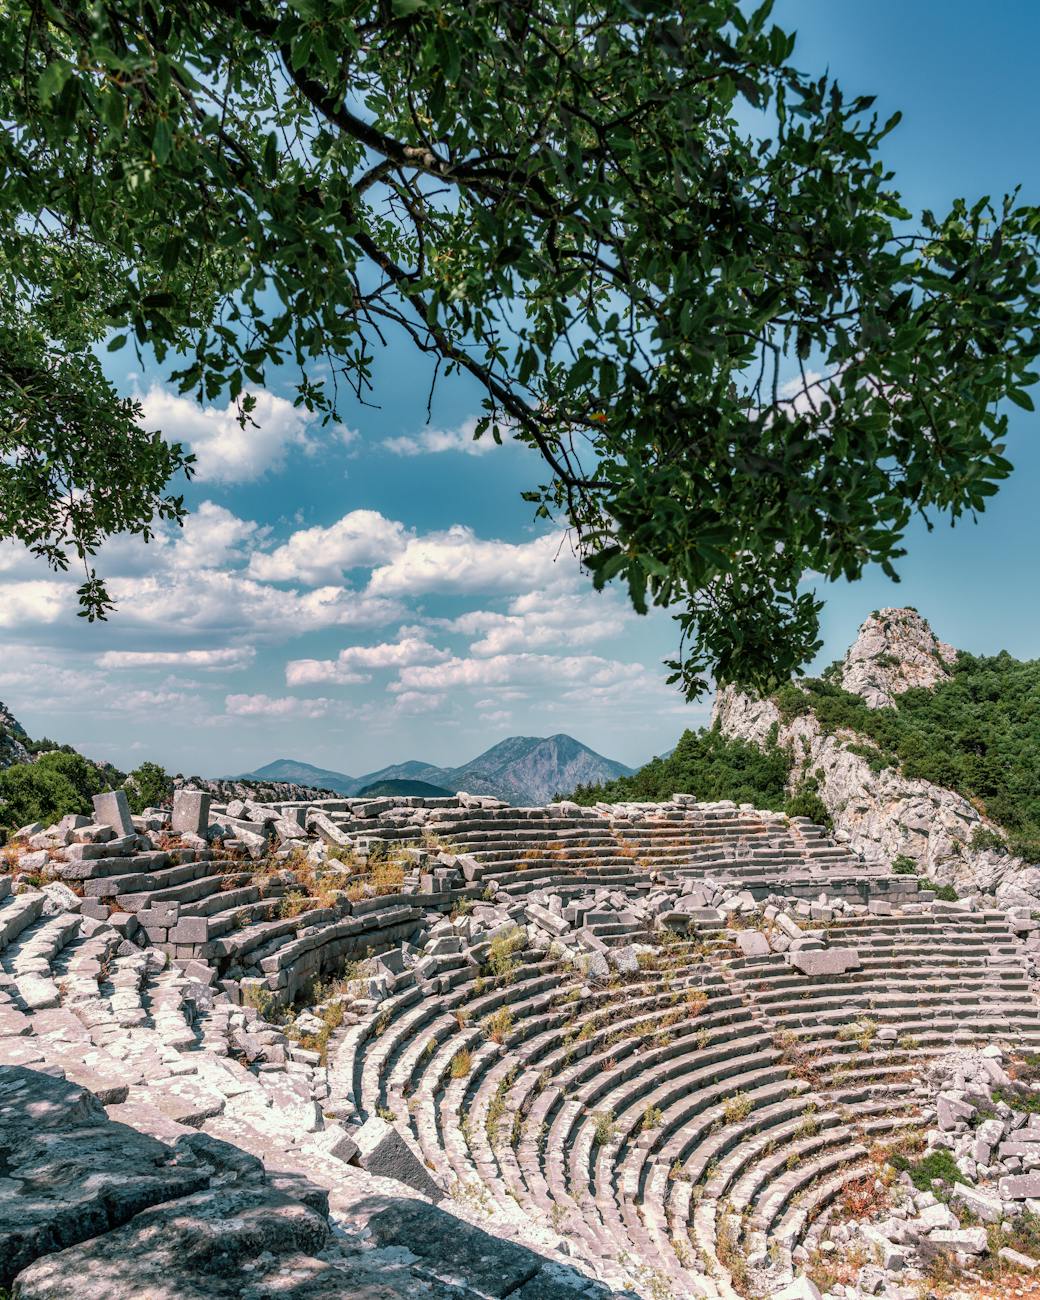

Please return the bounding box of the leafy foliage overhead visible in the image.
[3,1,1039,689]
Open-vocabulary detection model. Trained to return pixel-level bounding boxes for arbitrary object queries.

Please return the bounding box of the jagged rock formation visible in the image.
[4,789,1040,1296]
[0,700,30,769]
[838,607,956,708]
[714,611,1040,906]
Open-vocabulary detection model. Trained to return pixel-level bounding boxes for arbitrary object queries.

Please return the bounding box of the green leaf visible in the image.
[37,61,71,104]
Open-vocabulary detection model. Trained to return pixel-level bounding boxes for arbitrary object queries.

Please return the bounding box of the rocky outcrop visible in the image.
[0,700,30,769]
[713,610,1040,905]
[838,607,955,708]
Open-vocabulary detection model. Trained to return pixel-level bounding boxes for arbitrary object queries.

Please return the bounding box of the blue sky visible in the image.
[1,3,1038,778]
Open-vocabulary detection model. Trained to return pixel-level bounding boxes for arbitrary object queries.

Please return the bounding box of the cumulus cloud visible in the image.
[382,417,506,457]
[448,589,631,656]
[0,581,69,627]
[285,636,448,686]
[368,527,575,597]
[224,693,332,718]
[393,652,649,693]
[98,647,255,671]
[248,510,409,585]
[109,571,403,637]
[140,384,315,484]
[168,501,262,571]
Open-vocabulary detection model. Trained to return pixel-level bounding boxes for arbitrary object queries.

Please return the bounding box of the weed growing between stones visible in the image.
[722,1092,752,1123]
[592,1110,615,1146]
[482,1007,513,1044]
[450,1049,472,1078]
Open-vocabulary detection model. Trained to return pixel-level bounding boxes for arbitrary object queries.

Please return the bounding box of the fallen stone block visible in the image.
[350,1116,444,1201]
[172,789,212,836]
[1000,1173,1040,1200]
[930,1226,988,1254]
[91,790,135,838]
[768,1278,822,1300]
[785,947,860,977]
[735,930,770,957]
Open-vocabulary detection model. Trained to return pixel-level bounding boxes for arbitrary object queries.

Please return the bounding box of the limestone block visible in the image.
[92,790,134,838]
[1000,1246,1040,1271]
[1000,1172,1040,1199]
[929,1226,988,1253]
[785,947,860,977]
[171,790,211,836]
[735,930,770,957]
[307,1123,359,1164]
[769,1278,822,1300]
[350,1116,444,1201]
[610,944,640,974]
[937,1094,975,1131]
[916,1202,958,1231]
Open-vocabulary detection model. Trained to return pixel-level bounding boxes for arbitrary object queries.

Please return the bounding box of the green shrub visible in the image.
[0,750,105,831]
[784,774,831,829]
[891,855,918,876]
[773,683,813,724]
[932,883,959,902]
[890,1146,967,1192]
[572,725,791,809]
[123,762,170,814]
[969,825,1007,854]
[845,742,892,773]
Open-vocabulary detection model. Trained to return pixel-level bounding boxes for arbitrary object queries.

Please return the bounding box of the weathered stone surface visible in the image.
[172,789,212,836]
[92,789,135,837]
[367,1198,539,1297]
[0,1067,208,1288]
[351,1117,443,1202]
[785,946,860,977]
[12,1186,330,1299]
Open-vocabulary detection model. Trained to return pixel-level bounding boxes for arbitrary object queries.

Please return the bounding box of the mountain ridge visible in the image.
[239,733,633,805]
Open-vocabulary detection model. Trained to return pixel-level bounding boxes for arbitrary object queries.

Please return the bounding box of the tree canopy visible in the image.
[3,1,1039,692]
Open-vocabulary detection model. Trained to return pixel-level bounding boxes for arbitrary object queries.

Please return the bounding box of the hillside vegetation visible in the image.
[571,727,830,825]
[772,650,1040,862]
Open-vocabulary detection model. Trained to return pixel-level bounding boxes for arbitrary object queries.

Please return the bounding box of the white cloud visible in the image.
[368,527,575,597]
[448,589,631,655]
[224,693,332,719]
[390,690,446,716]
[393,652,649,693]
[109,571,403,637]
[98,647,255,671]
[382,416,506,457]
[140,384,315,484]
[168,501,261,571]
[285,636,448,686]
[0,581,68,627]
[248,510,409,585]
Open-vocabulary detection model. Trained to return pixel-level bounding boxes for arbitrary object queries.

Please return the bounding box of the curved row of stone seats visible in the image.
[731,911,1040,1051]
[335,931,801,1296]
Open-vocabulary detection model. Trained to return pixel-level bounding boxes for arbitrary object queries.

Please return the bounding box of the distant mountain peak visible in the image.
[237,733,632,805]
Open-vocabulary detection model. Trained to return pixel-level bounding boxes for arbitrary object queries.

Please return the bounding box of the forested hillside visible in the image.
[576,647,1040,864]
[571,727,830,825]
[771,651,1040,862]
